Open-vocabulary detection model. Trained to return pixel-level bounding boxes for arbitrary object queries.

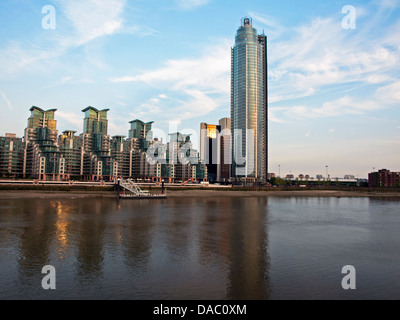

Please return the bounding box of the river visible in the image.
[0,195,399,300]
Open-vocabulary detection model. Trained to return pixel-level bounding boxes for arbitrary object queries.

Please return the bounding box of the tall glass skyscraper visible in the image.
[231,17,268,182]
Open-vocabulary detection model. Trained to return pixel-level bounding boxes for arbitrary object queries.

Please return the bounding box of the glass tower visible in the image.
[231,17,268,182]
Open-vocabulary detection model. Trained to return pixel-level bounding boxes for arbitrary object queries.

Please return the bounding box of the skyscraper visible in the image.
[231,17,268,183]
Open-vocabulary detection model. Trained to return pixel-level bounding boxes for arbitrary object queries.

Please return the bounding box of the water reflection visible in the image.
[0,196,271,299]
[53,201,69,258]
[3,196,398,299]
[17,200,55,280]
[119,200,158,269]
[211,197,270,300]
[73,199,109,287]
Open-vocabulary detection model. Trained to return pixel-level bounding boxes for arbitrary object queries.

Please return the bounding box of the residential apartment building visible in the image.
[231,17,268,182]
[0,133,24,178]
[23,107,67,181]
[6,106,208,183]
[369,169,400,187]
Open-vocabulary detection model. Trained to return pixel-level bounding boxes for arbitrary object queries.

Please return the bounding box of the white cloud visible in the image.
[55,0,126,46]
[250,11,286,40]
[0,0,158,80]
[111,41,230,92]
[57,111,83,131]
[318,95,382,116]
[253,0,400,126]
[0,41,65,77]
[367,74,393,84]
[111,40,231,122]
[271,94,385,122]
[375,81,400,104]
[262,2,400,107]
[0,91,13,110]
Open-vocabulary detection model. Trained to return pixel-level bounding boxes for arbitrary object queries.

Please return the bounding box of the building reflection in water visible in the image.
[197,196,270,300]
[73,199,109,287]
[17,199,55,280]
[53,201,70,259]
[117,199,158,270]
[4,195,270,299]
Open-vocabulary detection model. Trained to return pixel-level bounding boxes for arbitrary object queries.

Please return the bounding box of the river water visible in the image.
[0,195,399,300]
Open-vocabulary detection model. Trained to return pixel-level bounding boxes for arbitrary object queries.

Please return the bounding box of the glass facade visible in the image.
[231,18,268,182]
[129,120,154,150]
[0,134,24,177]
[59,131,83,177]
[82,107,109,135]
[27,106,57,131]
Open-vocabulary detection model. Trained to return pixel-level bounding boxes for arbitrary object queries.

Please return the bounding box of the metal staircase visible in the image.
[119,179,150,197]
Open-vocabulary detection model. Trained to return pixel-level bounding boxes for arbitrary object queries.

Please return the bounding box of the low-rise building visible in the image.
[369,169,400,187]
[0,133,24,178]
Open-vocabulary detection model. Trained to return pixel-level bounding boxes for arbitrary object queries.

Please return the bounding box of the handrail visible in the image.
[119,179,150,196]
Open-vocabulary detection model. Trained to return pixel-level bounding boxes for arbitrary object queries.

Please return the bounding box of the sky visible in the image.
[0,0,399,179]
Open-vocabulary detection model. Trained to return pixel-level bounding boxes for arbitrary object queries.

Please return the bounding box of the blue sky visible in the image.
[0,0,399,178]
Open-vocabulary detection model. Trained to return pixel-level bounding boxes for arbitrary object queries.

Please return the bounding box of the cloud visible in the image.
[131,88,223,126]
[0,0,126,78]
[271,94,385,123]
[256,1,400,108]
[249,11,286,40]
[111,41,230,92]
[375,81,400,104]
[252,0,400,125]
[268,108,290,124]
[0,91,13,110]
[55,0,126,46]
[57,110,83,131]
[111,40,231,122]
[0,0,158,80]
[313,96,381,117]
[0,40,65,77]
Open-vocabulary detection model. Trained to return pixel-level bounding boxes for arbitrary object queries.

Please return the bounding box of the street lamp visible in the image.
[278,165,281,178]
[326,165,328,180]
